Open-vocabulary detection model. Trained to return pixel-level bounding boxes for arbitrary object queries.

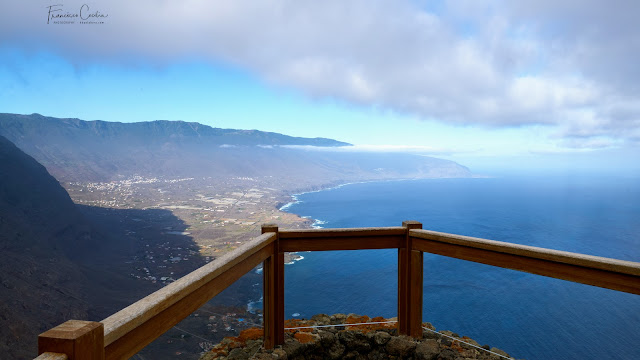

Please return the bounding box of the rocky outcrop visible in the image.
[200,314,520,360]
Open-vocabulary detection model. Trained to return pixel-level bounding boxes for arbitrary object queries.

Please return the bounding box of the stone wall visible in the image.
[200,314,520,360]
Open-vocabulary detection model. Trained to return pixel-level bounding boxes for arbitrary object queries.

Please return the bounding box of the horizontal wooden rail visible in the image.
[101,232,276,359]
[36,222,640,359]
[279,227,406,252]
[410,229,640,295]
[34,353,68,360]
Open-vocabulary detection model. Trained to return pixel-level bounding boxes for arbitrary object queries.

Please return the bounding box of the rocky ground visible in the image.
[199,314,521,360]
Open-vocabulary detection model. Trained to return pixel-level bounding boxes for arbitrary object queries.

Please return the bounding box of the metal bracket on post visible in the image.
[399,220,423,338]
[262,223,284,348]
[38,320,104,360]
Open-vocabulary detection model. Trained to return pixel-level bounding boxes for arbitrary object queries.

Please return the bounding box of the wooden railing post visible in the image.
[38,320,104,360]
[399,221,423,337]
[262,224,284,348]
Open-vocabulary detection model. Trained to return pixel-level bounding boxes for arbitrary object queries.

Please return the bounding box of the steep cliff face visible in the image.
[0,135,94,254]
[0,135,94,359]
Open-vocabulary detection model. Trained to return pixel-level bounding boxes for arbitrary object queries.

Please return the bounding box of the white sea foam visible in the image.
[311,219,327,229]
[247,296,263,314]
[279,194,300,211]
[284,253,305,265]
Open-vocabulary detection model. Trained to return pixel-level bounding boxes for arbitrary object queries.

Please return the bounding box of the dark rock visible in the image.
[282,339,304,358]
[330,313,347,325]
[272,348,287,359]
[367,349,387,360]
[199,315,522,360]
[423,331,440,340]
[318,329,336,347]
[386,335,417,357]
[439,330,456,338]
[326,342,346,359]
[416,339,439,360]
[437,348,457,360]
[490,347,510,357]
[253,354,274,360]
[311,313,331,325]
[226,348,249,360]
[461,338,481,348]
[439,337,452,347]
[374,331,391,345]
[245,339,262,354]
[338,330,372,352]
[343,350,366,360]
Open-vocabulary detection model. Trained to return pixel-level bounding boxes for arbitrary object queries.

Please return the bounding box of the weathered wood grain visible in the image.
[279,227,406,239]
[38,320,103,360]
[411,231,640,295]
[280,235,404,252]
[397,221,423,337]
[34,353,68,360]
[410,229,640,276]
[261,224,285,348]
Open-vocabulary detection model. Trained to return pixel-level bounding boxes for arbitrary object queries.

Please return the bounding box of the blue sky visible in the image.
[1,1,639,176]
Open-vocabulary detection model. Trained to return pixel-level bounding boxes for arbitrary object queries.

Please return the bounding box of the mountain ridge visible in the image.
[0,113,471,184]
[0,113,351,147]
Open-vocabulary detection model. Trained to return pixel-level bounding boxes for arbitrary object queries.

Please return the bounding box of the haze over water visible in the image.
[281,177,640,360]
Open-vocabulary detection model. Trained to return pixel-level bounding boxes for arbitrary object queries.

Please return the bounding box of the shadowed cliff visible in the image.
[0,135,206,358]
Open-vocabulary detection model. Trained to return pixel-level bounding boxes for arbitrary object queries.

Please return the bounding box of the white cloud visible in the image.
[1,0,639,148]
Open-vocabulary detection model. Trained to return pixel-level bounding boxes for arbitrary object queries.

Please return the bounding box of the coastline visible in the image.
[256,176,482,319]
[278,176,477,228]
[278,178,417,213]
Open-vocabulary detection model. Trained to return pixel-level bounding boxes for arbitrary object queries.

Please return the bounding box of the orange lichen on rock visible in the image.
[284,318,308,333]
[349,322,396,333]
[201,314,515,360]
[236,327,264,342]
[207,347,228,357]
[451,340,465,353]
[345,314,370,324]
[293,332,317,344]
[344,315,396,333]
[284,318,307,327]
[226,340,243,350]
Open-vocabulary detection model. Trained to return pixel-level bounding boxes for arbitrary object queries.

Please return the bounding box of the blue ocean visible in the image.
[280,177,640,360]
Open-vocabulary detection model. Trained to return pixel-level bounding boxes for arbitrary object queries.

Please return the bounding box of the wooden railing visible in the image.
[35,221,640,360]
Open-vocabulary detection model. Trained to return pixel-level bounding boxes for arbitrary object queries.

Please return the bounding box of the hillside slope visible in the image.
[0,135,96,358]
[0,113,471,185]
[0,136,152,358]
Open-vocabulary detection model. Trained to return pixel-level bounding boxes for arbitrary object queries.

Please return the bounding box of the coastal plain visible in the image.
[62,175,326,359]
[66,175,312,285]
